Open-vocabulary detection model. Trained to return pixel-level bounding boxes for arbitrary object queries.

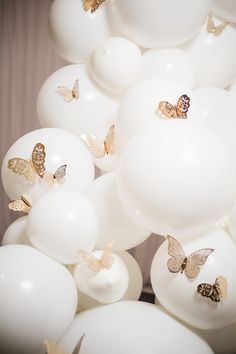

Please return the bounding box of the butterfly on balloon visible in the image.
[207,13,230,37]
[82,0,106,13]
[158,94,190,119]
[8,194,32,214]
[197,276,228,303]
[57,79,79,103]
[79,242,115,273]
[45,334,85,354]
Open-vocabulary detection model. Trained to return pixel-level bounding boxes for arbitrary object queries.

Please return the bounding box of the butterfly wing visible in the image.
[166,235,185,273]
[185,248,214,279]
[54,165,67,184]
[82,0,94,11]
[8,158,37,182]
[72,334,85,354]
[79,251,102,272]
[101,250,115,270]
[215,276,228,300]
[57,86,73,102]
[81,134,105,158]
[32,143,46,178]
[176,94,190,118]
[21,194,32,207]
[72,79,80,99]
[8,199,31,214]
[158,101,177,118]
[207,13,215,34]
[44,340,67,354]
[104,125,116,155]
[43,171,55,187]
[91,0,105,13]
[214,21,229,36]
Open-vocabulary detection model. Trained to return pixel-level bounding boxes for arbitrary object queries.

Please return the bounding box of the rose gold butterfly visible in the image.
[8,143,46,183]
[197,276,228,302]
[207,14,230,37]
[8,194,32,214]
[81,125,115,158]
[57,79,79,102]
[167,235,214,279]
[158,94,190,119]
[43,165,67,187]
[79,243,115,273]
[82,0,106,13]
[45,334,85,354]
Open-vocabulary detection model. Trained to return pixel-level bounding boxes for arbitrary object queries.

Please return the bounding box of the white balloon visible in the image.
[204,91,236,156]
[116,78,191,148]
[27,189,98,264]
[0,245,77,354]
[90,37,142,94]
[107,0,212,48]
[116,121,236,239]
[2,216,31,246]
[151,228,236,329]
[73,250,129,304]
[59,301,213,354]
[212,0,236,23]
[37,64,119,136]
[77,251,143,310]
[1,127,94,201]
[182,15,236,88]
[141,48,195,88]
[49,0,111,63]
[86,172,150,251]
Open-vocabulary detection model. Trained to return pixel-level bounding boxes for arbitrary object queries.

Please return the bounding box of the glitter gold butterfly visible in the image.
[8,194,32,214]
[167,235,214,279]
[82,0,105,13]
[197,276,228,302]
[81,125,115,158]
[45,334,85,354]
[79,242,115,273]
[8,143,46,183]
[158,94,190,119]
[207,14,230,37]
[57,79,79,102]
[43,165,67,187]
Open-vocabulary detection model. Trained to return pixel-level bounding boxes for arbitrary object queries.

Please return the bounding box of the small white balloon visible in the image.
[59,301,213,354]
[107,0,212,48]
[27,189,98,264]
[2,216,31,246]
[116,121,236,239]
[49,0,111,63]
[1,127,94,201]
[90,37,142,94]
[0,245,77,354]
[212,0,236,23]
[74,250,129,304]
[141,48,195,88]
[86,172,150,251]
[182,15,236,88]
[37,64,119,136]
[151,228,236,329]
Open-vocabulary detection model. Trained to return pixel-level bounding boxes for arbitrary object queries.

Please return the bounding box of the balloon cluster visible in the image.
[1,0,236,353]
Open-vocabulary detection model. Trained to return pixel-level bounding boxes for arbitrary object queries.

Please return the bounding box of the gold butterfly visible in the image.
[158,94,190,119]
[45,334,85,354]
[8,143,46,183]
[81,125,115,158]
[167,235,214,279]
[8,194,32,214]
[82,0,105,13]
[79,242,115,273]
[57,79,79,102]
[197,276,228,302]
[43,165,67,187]
[207,14,230,37]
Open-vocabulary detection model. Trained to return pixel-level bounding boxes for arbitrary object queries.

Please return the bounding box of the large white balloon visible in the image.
[116,121,236,239]
[212,0,236,23]
[37,64,119,136]
[2,216,31,246]
[141,48,195,88]
[59,301,213,354]
[86,172,150,251]
[74,250,129,304]
[107,0,212,48]
[1,128,94,201]
[90,37,142,94]
[49,0,111,63]
[0,245,77,354]
[27,189,98,264]
[182,15,236,87]
[151,228,236,329]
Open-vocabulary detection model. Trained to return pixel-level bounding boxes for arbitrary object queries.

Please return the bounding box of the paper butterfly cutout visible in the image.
[167,235,214,279]
[81,125,115,158]
[207,14,229,37]
[197,276,228,302]
[8,194,32,214]
[79,242,115,273]
[82,0,105,13]
[57,79,79,102]
[45,334,85,354]
[158,94,190,119]
[43,165,67,186]
[8,143,46,183]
